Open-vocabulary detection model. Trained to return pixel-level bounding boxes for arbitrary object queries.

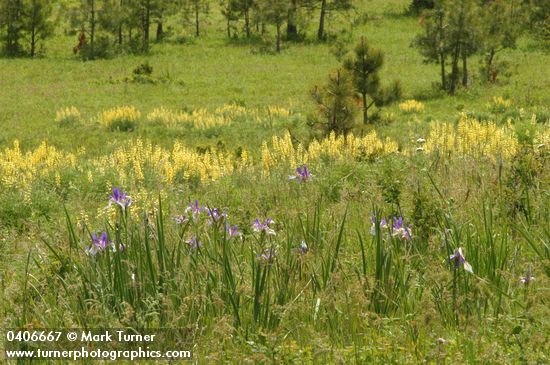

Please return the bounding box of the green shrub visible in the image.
[79,35,112,60]
[534,110,550,124]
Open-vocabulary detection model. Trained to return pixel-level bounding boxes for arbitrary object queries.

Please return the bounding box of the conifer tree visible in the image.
[99,0,126,47]
[258,0,288,52]
[286,0,298,39]
[0,0,25,56]
[235,0,254,37]
[479,0,524,83]
[445,0,478,94]
[415,0,479,94]
[188,0,209,36]
[156,0,178,41]
[409,0,433,14]
[317,0,352,41]
[22,0,53,57]
[285,0,311,40]
[68,0,101,59]
[220,0,239,37]
[343,37,384,123]
[140,0,153,50]
[310,68,356,135]
[527,0,550,26]
[414,1,448,90]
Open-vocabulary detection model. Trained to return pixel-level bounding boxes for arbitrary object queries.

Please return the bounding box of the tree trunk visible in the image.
[287,21,297,40]
[6,0,23,56]
[449,47,460,95]
[90,0,95,58]
[450,3,465,94]
[462,53,468,87]
[143,0,150,50]
[118,0,123,46]
[276,23,281,53]
[245,9,250,37]
[287,0,298,39]
[440,52,446,90]
[486,48,495,82]
[156,16,163,42]
[195,3,200,36]
[145,5,150,42]
[362,92,368,124]
[227,18,231,38]
[31,28,36,57]
[436,9,446,90]
[318,0,327,41]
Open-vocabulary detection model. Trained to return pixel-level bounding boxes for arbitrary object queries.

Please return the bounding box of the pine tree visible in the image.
[286,0,298,39]
[528,0,550,26]
[409,0,434,14]
[543,15,550,49]
[188,0,209,36]
[479,0,525,83]
[414,1,448,90]
[317,0,352,41]
[156,0,178,41]
[0,0,25,56]
[22,0,53,57]
[66,0,125,59]
[98,0,125,47]
[233,0,254,37]
[97,0,145,51]
[414,0,480,94]
[445,0,478,94]
[310,68,356,135]
[284,0,310,40]
[126,0,147,50]
[258,0,289,52]
[220,0,239,37]
[343,37,384,124]
[66,0,97,58]
[140,0,153,50]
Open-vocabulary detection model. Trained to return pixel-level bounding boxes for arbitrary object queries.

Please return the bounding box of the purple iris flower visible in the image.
[174,215,189,225]
[258,248,277,263]
[520,273,535,285]
[298,240,308,254]
[449,247,473,273]
[226,223,242,238]
[86,231,115,256]
[206,207,227,224]
[370,214,388,236]
[289,164,312,183]
[185,199,204,221]
[109,187,132,209]
[252,218,276,236]
[186,236,203,251]
[392,216,412,241]
[393,216,404,229]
